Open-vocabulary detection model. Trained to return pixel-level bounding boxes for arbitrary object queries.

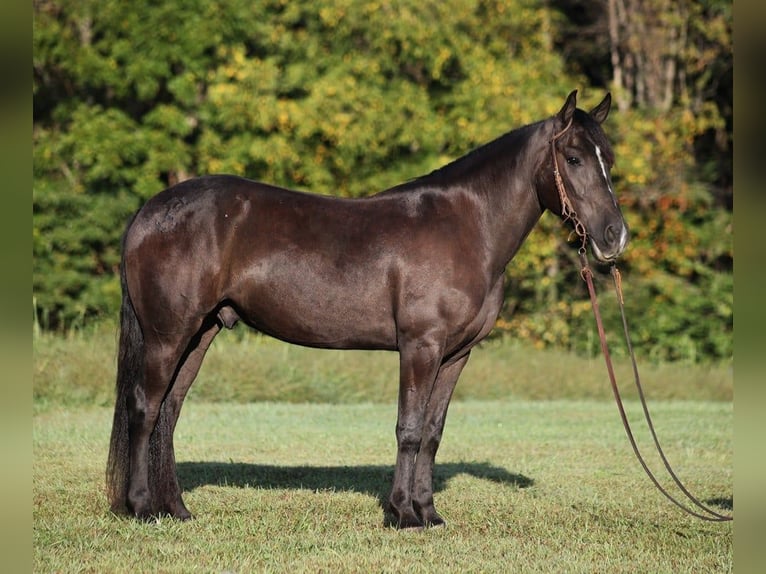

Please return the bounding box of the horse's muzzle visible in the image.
[591,222,629,263]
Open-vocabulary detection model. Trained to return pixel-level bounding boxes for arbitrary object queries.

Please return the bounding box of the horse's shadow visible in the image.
[177,460,532,523]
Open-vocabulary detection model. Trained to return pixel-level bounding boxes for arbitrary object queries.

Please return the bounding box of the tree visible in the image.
[34,0,580,328]
[553,0,732,199]
[541,0,732,361]
[33,0,732,362]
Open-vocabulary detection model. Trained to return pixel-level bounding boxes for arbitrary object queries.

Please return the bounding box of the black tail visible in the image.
[106,231,144,515]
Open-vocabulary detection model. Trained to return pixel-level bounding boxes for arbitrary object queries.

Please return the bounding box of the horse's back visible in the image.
[126,175,289,242]
[122,176,402,347]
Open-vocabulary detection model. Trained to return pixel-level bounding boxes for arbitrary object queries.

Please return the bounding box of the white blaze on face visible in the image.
[594,144,614,197]
[593,143,629,258]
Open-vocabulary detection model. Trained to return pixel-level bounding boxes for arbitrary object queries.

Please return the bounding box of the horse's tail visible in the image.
[106,225,143,515]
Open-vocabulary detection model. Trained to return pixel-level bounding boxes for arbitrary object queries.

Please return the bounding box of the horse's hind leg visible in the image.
[126,335,185,519]
[126,314,214,519]
[411,353,470,527]
[154,318,222,519]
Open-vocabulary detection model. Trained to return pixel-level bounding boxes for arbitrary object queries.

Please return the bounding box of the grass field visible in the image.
[34,401,732,572]
[33,328,733,572]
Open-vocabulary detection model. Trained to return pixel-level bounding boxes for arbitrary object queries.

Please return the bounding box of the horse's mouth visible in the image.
[591,242,626,263]
[590,226,629,263]
[591,248,614,263]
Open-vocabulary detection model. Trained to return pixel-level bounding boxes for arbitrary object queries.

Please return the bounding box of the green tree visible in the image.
[33,0,580,328]
[510,0,733,362]
[33,0,732,363]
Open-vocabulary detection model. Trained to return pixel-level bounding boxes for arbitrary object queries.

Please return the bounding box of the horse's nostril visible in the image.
[605,225,617,245]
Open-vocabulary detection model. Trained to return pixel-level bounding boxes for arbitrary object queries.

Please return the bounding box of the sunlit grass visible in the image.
[34,401,732,572]
[33,322,733,570]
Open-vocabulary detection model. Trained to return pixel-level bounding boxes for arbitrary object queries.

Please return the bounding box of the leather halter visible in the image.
[549,117,587,249]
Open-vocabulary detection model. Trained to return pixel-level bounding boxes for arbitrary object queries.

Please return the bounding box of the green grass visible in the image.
[33,326,733,571]
[34,401,732,572]
[33,324,733,410]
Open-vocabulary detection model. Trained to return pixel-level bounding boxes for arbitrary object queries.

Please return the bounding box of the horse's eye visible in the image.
[566,156,581,166]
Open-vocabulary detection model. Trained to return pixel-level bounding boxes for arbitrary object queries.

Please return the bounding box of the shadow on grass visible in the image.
[706,496,733,511]
[177,460,532,522]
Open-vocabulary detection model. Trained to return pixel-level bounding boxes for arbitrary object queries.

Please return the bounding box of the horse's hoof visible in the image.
[394,512,425,530]
[415,504,446,528]
[134,510,157,522]
[425,516,446,529]
[164,501,194,521]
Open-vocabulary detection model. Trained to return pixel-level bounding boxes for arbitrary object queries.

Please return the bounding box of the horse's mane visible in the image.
[381,120,545,194]
[382,109,614,195]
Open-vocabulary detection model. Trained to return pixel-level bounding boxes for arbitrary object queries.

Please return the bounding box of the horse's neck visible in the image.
[483,179,545,276]
[383,122,549,275]
[469,136,547,276]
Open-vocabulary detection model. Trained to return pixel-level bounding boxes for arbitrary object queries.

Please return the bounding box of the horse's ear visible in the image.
[557,90,578,126]
[590,93,611,124]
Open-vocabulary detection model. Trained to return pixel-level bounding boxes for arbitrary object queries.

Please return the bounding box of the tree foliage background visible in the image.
[33,0,732,363]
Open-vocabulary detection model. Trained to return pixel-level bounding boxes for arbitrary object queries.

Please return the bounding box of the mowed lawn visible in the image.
[34,398,732,572]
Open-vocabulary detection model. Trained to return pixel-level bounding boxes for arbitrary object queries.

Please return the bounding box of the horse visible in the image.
[107,90,628,529]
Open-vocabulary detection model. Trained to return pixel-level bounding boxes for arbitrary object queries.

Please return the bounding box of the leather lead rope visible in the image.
[579,252,732,522]
[550,118,731,521]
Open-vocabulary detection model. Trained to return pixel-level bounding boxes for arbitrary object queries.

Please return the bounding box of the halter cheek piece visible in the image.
[549,117,588,252]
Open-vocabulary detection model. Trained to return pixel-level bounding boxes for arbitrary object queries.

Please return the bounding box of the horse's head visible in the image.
[537,90,629,263]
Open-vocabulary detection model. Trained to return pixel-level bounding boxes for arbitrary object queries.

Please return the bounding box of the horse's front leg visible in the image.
[411,352,471,527]
[389,337,444,529]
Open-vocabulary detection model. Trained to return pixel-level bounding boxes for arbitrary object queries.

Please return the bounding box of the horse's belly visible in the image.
[230,274,398,350]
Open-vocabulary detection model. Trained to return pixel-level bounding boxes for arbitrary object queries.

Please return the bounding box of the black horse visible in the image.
[107,90,628,529]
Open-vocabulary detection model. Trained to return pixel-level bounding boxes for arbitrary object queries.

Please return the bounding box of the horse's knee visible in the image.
[395,423,422,451]
[424,423,445,450]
